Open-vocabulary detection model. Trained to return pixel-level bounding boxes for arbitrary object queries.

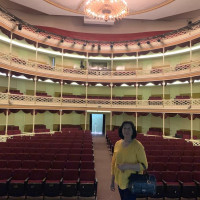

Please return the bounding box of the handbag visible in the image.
[128,163,156,197]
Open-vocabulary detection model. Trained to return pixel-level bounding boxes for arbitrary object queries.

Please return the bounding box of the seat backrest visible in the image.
[12,169,30,180]
[46,169,63,180]
[162,171,177,182]
[63,169,79,180]
[80,160,95,169]
[80,169,95,181]
[177,171,193,182]
[0,168,13,180]
[29,169,46,180]
[51,161,66,169]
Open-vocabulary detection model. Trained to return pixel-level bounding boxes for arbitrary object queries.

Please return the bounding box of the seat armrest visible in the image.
[177,180,183,185]
[162,179,167,185]
[42,177,47,183]
[25,177,29,183]
[7,177,12,183]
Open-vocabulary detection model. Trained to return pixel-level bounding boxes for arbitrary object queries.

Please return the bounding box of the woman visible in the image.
[110,121,148,200]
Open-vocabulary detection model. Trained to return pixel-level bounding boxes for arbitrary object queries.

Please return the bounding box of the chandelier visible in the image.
[84,0,128,22]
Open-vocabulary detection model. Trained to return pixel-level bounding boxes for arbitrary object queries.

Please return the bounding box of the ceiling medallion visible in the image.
[84,0,128,22]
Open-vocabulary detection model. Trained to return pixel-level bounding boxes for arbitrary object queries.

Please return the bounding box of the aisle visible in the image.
[93,135,120,200]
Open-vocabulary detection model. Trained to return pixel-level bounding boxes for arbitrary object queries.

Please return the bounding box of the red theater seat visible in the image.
[44,169,63,197]
[79,169,97,198]
[8,169,30,197]
[61,169,79,197]
[162,171,181,198]
[26,169,46,197]
[177,171,197,198]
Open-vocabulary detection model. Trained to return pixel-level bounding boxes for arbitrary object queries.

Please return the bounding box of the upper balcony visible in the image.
[0,53,200,83]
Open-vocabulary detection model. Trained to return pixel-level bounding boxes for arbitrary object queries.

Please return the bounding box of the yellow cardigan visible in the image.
[111,139,148,190]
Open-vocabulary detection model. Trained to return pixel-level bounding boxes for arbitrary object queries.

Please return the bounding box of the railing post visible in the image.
[5,109,9,136]
[191,114,193,140]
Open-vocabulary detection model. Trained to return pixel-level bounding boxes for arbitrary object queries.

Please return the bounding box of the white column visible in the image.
[190,40,192,61]
[111,53,113,71]
[34,76,37,104]
[86,52,89,70]
[163,113,165,137]
[190,77,193,99]
[136,52,139,68]
[110,111,112,131]
[136,83,138,107]
[61,48,64,66]
[162,80,165,99]
[7,71,11,93]
[191,114,193,140]
[59,110,62,132]
[110,83,113,106]
[135,112,138,131]
[85,82,88,106]
[9,32,13,54]
[84,110,87,130]
[60,80,63,105]
[36,41,38,61]
[163,47,165,65]
[32,109,35,133]
[5,109,9,136]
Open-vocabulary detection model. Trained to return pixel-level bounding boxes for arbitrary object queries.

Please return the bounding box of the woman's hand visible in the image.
[117,163,128,172]
[110,175,115,191]
[110,181,115,191]
[118,163,140,172]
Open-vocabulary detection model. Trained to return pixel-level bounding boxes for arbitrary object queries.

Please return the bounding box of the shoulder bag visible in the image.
[128,163,156,197]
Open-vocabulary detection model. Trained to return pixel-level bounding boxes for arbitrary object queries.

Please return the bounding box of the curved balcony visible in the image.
[1,93,200,113]
[1,53,200,83]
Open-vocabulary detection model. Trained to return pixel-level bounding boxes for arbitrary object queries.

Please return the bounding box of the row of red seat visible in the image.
[0,160,94,170]
[0,168,97,198]
[148,162,200,172]
[0,153,94,162]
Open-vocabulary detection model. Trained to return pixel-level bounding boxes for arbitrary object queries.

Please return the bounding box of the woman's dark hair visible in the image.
[118,121,137,140]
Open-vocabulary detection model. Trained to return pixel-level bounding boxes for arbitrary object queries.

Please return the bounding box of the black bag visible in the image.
[128,163,156,197]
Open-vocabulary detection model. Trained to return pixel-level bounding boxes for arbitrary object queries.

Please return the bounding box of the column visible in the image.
[32,109,35,133]
[61,48,64,66]
[9,32,13,54]
[190,40,192,61]
[60,80,63,105]
[7,71,11,93]
[84,110,87,130]
[110,83,113,106]
[111,53,113,71]
[136,52,139,68]
[190,114,193,140]
[36,41,38,61]
[163,113,165,137]
[5,109,9,136]
[59,110,62,132]
[135,112,138,131]
[136,83,138,107]
[110,111,112,131]
[85,82,88,106]
[163,47,165,65]
[190,77,193,99]
[162,80,165,107]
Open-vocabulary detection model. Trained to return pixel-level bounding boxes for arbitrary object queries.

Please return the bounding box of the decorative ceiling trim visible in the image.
[43,0,175,16]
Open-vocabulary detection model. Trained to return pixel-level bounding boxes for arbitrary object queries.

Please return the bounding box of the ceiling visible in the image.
[2,0,200,21]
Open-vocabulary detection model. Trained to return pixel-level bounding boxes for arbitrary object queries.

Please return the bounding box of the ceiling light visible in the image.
[84,0,128,22]
[147,41,150,45]
[137,42,141,46]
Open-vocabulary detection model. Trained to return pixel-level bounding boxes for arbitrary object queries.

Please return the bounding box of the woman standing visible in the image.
[110,121,148,200]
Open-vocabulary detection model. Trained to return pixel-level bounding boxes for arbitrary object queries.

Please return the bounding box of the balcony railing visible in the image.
[0,93,199,110]
[0,53,200,81]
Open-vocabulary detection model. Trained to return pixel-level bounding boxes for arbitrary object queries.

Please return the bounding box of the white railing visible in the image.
[0,53,200,81]
[1,93,199,110]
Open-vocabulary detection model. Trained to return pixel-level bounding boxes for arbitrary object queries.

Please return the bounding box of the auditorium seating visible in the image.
[0,130,96,199]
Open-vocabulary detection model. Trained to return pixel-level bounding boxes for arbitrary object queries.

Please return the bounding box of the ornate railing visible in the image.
[0,53,200,81]
[1,93,199,110]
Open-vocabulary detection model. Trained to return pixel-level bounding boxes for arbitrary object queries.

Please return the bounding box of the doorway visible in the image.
[90,114,105,135]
